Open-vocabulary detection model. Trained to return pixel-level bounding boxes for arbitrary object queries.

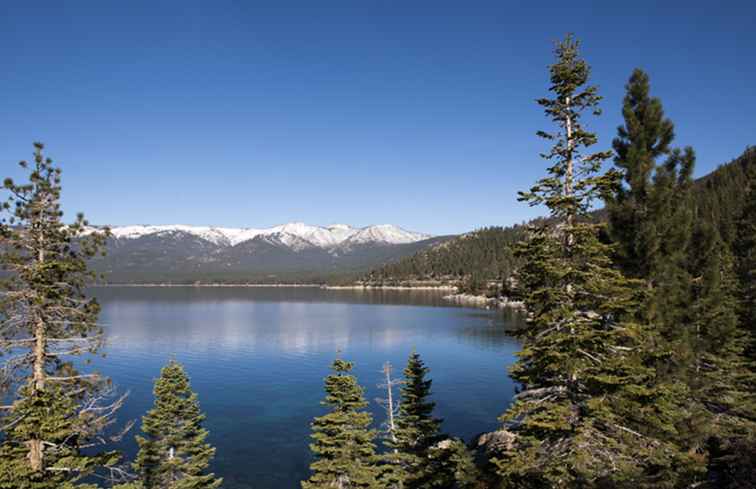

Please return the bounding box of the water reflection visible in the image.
[90,287,522,489]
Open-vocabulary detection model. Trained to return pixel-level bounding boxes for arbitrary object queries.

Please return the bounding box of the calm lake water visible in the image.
[91,286,523,489]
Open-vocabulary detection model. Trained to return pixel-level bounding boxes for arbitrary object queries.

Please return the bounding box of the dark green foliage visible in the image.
[425,439,479,489]
[0,385,120,489]
[394,351,443,456]
[606,69,696,345]
[381,351,476,489]
[365,148,753,300]
[363,226,528,294]
[734,152,756,348]
[0,143,118,487]
[695,146,755,248]
[703,151,756,487]
[303,359,380,489]
[607,69,756,481]
[134,360,221,489]
[690,227,756,485]
[496,37,701,487]
[388,351,443,488]
[501,223,700,487]
[608,68,675,279]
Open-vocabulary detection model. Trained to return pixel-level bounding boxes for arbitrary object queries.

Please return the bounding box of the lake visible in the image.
[91,286,523,488]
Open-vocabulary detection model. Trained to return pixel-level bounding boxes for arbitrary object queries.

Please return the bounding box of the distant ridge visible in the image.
[87,222,447,284]
[86,222,430,248]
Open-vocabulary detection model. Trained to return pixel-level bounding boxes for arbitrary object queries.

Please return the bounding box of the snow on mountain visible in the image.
[326,224,355,240]
[104,225,234,246]
[90,223,430,250]
[270,222,347,248]
[341,224,431,246]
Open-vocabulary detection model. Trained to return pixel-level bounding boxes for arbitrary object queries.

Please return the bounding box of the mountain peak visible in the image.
[93,222,430,249]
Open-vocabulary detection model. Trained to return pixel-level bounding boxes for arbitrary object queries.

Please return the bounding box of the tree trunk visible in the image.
[384,363,397,448]
[32,317,46,391]
[29,239,46,471]
[564,96,575,242]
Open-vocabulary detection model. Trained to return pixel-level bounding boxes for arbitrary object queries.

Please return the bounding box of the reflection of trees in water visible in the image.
[90,286,454,307]
[455,310,525,348]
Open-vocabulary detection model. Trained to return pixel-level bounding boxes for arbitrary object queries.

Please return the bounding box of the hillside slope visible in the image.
[363,147,755,292]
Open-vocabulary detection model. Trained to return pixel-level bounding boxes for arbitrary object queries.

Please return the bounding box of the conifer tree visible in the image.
[708,159,756,487]
[606,69,695,344]
[393,351,442,459]
[607,68,674,279]
[0,143,122,488]
[495,36,701,487]
[302,358,380,489]
[387,350,444,489]
[688,222,756,483]
[133,360,221,489]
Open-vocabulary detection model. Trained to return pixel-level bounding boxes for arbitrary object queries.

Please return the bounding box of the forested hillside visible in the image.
[362,225,530,292]
[364,147,755,294]
[692,146,756,246]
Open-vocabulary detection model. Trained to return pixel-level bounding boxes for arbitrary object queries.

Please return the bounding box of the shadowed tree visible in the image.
[134,360,221,489]
[606,68,695,348]
[388,351,442,488]
[735,160,756,354]
[384,350,476,489]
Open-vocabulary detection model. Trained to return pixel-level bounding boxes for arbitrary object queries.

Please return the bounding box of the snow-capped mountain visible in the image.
[92,222,430,249]
[87,222,445,283]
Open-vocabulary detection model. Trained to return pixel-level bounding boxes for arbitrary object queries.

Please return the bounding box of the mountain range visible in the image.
[88,222,449,283]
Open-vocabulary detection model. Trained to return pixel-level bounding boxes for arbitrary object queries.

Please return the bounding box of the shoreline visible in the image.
[323,284,457,291]
[96,283,324,288]
[443,293,525,310]
[96,283,460,291]
[94,283,524,310]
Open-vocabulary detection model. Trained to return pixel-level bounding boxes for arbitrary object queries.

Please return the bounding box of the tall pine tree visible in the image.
[495,36,701,488]
[302,358,380,489]
[387,350,443,489]
[133,360,222,489]
[382,351,476,489]
[607,68,674,279]
[0,143,122,488]
[606,69,695,348]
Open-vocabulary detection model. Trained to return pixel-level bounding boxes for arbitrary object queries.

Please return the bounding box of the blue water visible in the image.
[90,287,522,488]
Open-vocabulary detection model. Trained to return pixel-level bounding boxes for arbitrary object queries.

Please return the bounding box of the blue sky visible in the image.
[1,1,754,235]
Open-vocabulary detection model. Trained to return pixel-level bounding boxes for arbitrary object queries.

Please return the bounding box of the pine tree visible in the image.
[134,360,221,489]
[0,143,122,488]
[688,222,756,485]
[302,358,380,489]
[394,351,442,458]
[607,68,674,279]
[606,69,695,345]
[387,350,444,489]
[706,157,756,487]
[495,36,701,487]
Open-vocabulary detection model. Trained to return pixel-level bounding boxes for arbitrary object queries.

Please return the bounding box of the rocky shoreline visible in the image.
[324,284,457,291]
[442,293,525,310]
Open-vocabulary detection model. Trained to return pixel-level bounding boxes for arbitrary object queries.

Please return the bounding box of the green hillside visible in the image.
[363,146,755,294]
